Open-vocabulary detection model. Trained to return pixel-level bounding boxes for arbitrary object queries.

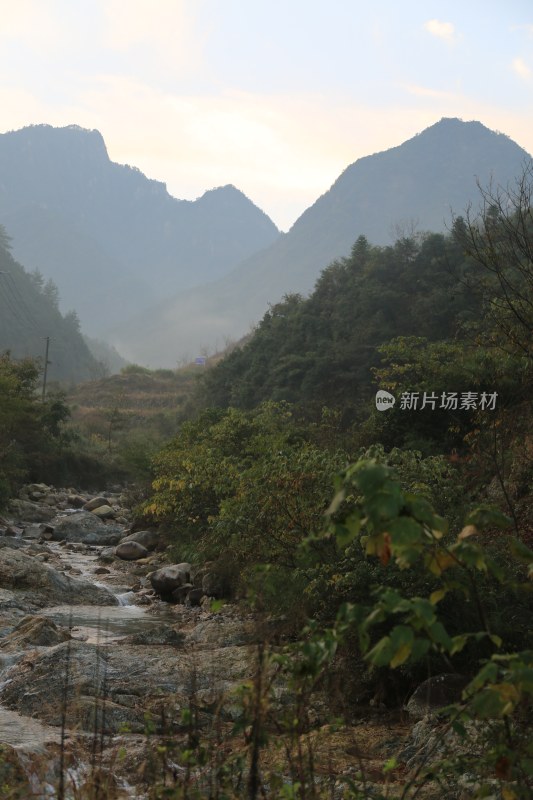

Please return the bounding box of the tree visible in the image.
[0,353,72,504]
[452,164,533,361]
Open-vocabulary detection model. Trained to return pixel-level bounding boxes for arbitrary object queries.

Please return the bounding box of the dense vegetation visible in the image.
[141,166,533,685]
[2,168,533,797]
[130,171,533,796]
[0,354,74,503]
[198,231,477,419]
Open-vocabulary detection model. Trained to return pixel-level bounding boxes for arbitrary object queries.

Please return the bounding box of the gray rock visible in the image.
[119,529,159,551]
[0,536,26,550]
[186,588,205,607]
[98,546,116,563]
[5,525,23,537]
[201,571,232,599]
[185,616,258,649]
[83,496,109,511]
[0,615,71,649]
[67,494,86,508]
[171,583,194,603]
[8,500,56,523]
[125,626,185,646]
[115,541,149,561]
[0,548,118,607]
[150,563,191,599]
[23,522,55,540]
[91,505,116,519]
[406,674,470,719]
[51,512,124,545]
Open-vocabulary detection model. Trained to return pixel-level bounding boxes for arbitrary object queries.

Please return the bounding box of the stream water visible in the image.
[0,534,172,797]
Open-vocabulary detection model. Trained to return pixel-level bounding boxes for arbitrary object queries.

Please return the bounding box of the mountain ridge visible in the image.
[108,117,532,366]
[0,124,280,334]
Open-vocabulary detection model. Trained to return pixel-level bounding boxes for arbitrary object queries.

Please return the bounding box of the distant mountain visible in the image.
[0,124,280,334]
[0,228,102,384]
[108,118,532,367]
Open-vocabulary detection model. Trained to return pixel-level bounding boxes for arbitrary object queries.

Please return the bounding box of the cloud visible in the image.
[402,84,458,100]
[424,19,456,44]
[101,0,206,77]
[512,57,531,80]
[0,0,68,51]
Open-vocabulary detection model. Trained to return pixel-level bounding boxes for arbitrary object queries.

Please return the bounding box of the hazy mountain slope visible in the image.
[109,118,532,367]
[0,124,279,334]
[0,232,102,384]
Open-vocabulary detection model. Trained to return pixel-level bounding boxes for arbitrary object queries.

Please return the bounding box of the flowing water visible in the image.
[0,534,171,796]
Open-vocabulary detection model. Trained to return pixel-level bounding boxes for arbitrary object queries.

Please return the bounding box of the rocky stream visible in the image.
[0,484,474,799]
[0,483,266,798]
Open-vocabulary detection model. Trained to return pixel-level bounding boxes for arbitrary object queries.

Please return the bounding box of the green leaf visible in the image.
[389,625,415,667]
[366,636,393,667]
[407,496,436,526]
[388,516,423,547]
[465,505,512,530]
[350,461,391,495]
[326,489,345,516]
[450,634,468,655]
[430,588,447,605]
[334,513,362,546]
[429,621,453,651]
[510,538,533,564]
[410,638,431,661]
[365,489,403,524]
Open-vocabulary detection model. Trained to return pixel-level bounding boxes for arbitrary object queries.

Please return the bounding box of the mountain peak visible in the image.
[108,117,533,366]
[2,123,109,163]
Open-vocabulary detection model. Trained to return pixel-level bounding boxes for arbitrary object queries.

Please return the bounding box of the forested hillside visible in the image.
[198,230,478,425]
[0,225,102,384]
[1,159,533,800]
[110,118,532,366]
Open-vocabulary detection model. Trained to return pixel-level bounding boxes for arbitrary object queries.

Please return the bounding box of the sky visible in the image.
[1,0,532,232]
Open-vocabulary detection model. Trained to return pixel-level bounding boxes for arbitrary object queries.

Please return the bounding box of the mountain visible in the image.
[0,124,280,334]
[0,228,103,384]
[108,118,532,367]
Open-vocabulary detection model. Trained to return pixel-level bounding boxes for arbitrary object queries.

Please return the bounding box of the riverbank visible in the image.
[0,484,461,799]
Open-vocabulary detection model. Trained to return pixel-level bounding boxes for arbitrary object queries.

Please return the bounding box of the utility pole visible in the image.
[42,336,51,401]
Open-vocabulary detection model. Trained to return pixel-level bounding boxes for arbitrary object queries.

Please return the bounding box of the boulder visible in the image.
[119,529,159,551]
[67,494,86,508]
[0,744,34,795]
[202,570,232,599]
[150,563,191,599]
[0,536,26,550]
[125,625,185,646]
[0,615,71,649]
[115,541,149,561]
[5,525,23,537]
[83,496,109,511]
[406,674,470,719]
[171,583,194,603]
[91,505,116,519]
[186,588,205,607]
[0,548,118,607]
[8,499,56,523]
[99,546,116,562]
[51,512,124,545]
